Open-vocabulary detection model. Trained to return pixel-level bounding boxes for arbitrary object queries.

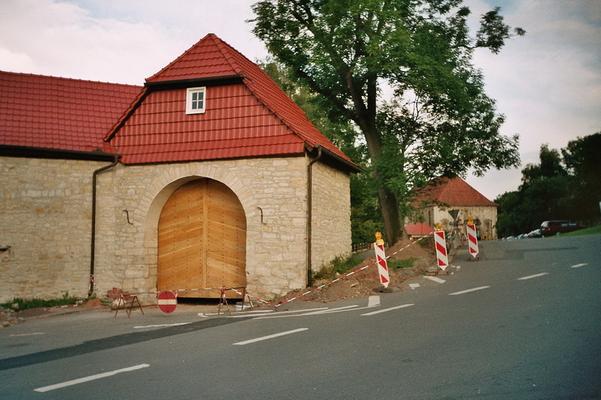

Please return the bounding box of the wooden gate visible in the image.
[157,179,246,298]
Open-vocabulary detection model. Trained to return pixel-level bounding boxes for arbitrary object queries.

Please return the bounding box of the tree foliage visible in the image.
[495,132,601,237]
[252,0,523,243]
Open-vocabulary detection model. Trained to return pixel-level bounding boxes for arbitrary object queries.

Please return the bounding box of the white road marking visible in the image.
[301,305,358,315]
[368,296,381,308]
[229,307,329,318]
[133,322,191,329]
[409,283,421,290]
[9,332,45,337]
[424,276,446,284]
[448,286,491,296]
[233,328,308,346]
[517,272,549,281]
[361,304,414,316]
[570,263,588,269]
[33,364,150,392]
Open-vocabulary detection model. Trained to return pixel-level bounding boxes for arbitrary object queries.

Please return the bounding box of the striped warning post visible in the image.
[466,223,479,258]
[374,242,390,288]
[434,230,448,270]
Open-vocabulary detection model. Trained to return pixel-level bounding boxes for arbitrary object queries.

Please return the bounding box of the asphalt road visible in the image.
[1,234,600,399]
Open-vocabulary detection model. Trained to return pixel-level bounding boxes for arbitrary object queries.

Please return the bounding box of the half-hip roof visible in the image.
[106,33,356,169]
[412,176,496,207]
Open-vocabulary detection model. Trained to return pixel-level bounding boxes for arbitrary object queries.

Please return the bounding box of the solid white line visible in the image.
[409,283,420,290]
[133,322,191,329]
[233,328,308,345]
[9,332,46,337]
[517,272,549,281]
[301,305,358,315]
[361,304,414,316]
[448,286,491,296]
[34,364,150,392]
[424,276,446,284]
[570,263,588,269]
[229,307,329,318]
[368,296,381,308]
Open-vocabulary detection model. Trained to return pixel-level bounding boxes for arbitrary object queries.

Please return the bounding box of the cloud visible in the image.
[0,0,266,84]
[464,0,601,197]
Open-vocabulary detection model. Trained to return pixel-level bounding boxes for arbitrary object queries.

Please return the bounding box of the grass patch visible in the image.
[388,258,416,270]
[563,224,601,237]
[313,253,363,280]
[0,292,81,311]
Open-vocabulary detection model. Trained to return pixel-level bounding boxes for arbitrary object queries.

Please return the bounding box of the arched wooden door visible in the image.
[157,179,246,298]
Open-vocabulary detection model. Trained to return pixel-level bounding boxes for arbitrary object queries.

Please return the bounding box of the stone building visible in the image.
[409,176,498,240]
[0,34,358,303]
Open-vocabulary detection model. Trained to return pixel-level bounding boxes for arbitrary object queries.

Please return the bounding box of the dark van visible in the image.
[540,220,579,237]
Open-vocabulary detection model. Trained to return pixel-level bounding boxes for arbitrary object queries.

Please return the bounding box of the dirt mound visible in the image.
[274,237,435,305]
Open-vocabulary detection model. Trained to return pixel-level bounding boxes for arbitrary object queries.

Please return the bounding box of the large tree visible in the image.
[252,0,523,243]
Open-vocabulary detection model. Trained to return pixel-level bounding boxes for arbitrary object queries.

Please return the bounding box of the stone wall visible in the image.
[1,155,353,303]
[0,156,105,302]
[94,156,312,301]
[432,206,498,240]
[311,161,352,270]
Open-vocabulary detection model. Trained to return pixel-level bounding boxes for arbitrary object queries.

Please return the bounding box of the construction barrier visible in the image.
[466,223,479,259]
[433,229,449,270]
[374,231,390,288]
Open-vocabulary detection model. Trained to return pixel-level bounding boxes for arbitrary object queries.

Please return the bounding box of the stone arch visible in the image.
[139,163,260,294]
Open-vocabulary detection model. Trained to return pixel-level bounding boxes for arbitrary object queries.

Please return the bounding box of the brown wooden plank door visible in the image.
[157,179,246,298]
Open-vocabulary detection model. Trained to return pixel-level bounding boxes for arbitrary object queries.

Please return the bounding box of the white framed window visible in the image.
[186,87,206,114]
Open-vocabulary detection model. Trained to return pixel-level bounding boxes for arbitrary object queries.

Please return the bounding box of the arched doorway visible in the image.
[157,178,246,298]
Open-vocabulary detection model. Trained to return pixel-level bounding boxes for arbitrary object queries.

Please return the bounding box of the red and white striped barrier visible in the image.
[466,223,479,258]
[273,236,428,308]
[434,230,448,270]
[374,241,390,288]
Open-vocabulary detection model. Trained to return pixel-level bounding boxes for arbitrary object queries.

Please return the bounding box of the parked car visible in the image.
[540,220,580,237]
[527,229,542,238]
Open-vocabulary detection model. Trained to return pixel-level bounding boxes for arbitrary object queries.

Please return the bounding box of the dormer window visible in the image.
[186,87,206,114]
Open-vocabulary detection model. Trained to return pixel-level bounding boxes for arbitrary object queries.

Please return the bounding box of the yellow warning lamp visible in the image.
[466,215,474,225]
[434,223,443,231]
[374,231,385,245]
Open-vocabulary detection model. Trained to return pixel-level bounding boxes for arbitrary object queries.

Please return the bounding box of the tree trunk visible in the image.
[360,118,402,245]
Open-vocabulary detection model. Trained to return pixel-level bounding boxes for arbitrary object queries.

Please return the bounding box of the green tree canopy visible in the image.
[252,0,523,243]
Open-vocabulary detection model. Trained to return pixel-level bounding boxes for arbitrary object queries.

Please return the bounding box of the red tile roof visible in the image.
[412,176,496,207]
[0,70,140,153]
[108,33,354,167]
[404,223,434,236]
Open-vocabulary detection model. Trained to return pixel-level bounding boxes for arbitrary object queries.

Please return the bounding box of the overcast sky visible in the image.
[1,0,599,200]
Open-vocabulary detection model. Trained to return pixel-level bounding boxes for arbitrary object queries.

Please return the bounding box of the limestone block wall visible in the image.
[94,156,311,301]
[433,206,498,240]
[310,161,352,270]
[0,156,104,302]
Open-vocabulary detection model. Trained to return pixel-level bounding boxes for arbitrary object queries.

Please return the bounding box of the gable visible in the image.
[111,83,305,164]
[108,33,356,170]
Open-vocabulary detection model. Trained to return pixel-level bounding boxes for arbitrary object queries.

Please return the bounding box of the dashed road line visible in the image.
[9,332,46,337]
[424,276,446,284]
[570,263,588,269]
[367,296,381,308]
[233,328,308,346]
[34,364,150,392]
[517,272,549,281]
[361,304,414,316]
[448,286,491,296]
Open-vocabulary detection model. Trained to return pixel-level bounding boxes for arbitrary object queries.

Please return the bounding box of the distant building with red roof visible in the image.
[409,176,498,240]
[0,34,357,303]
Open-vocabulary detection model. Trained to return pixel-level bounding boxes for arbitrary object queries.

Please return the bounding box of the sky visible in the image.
[0,0,599,200]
